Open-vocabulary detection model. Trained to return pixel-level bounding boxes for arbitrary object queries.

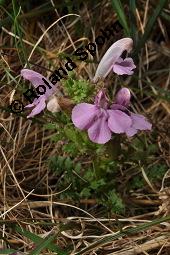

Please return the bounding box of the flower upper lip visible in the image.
[93,38,134,82]
[21,69,58,118]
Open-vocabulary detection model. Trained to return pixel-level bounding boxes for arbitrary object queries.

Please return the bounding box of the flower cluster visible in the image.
[72,38,151,143]
[20,37,152,143]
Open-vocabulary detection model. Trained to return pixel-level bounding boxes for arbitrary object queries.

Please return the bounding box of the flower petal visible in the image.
[93,38,133,82]
[113,57,136,75]
[88,114,111,144]
[72,103,98,130]
[24,98,39,108]
[24,102,35,108]
[21,69,48,88]
[130,113,152,130]
[26,96,46,118]
[115,87,131,107]
[21,69,57,98]
[125,127,138,137]
[108,110,132,133]
[110,103,127,111]
[95,90,109,109]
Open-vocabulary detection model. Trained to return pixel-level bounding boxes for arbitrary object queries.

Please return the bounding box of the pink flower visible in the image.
[72,90,132,144]
[21,69,58,118]
[111,88,152,136]
[112,57,136,75]
[93,38,136,82]
[72,89,152,144]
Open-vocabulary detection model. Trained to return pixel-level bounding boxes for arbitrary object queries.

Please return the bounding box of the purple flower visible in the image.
[93,38,136,82]
[112,57,136,75]
[72,89,152,144]
[21,69,58,118]
[72,90,132,144]
[111,88,152,137]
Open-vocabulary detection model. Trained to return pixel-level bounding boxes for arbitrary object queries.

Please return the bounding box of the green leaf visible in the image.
[15,226,67,255]
[28,234,57,255]
[80,187,91,197]
[64,127,84,152]
[44,123,57,130]
[111,0,130,35]
[64,157,73,171]
[90,179,106,190]
[108,190,125,213]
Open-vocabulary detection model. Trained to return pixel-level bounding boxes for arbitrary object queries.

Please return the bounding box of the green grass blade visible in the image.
[76,215,170,255]
[12,0,28,66]
[28,234,58,255]
[0,2,60,29]
[161,11,170,21]
[129,0,137,45]
[0,0,5,5]
[0,249,17,254]
[135,0,168,53]
[15,226,68,255]
[111,0,130,36]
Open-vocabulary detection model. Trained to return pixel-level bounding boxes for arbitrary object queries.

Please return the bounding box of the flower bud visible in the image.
[115,88,131,107]
[47,96,61,113]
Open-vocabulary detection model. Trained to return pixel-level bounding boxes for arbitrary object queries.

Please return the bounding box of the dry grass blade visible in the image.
[108,235,170,255]
[75,215,170,254]
[135,0,168,53]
